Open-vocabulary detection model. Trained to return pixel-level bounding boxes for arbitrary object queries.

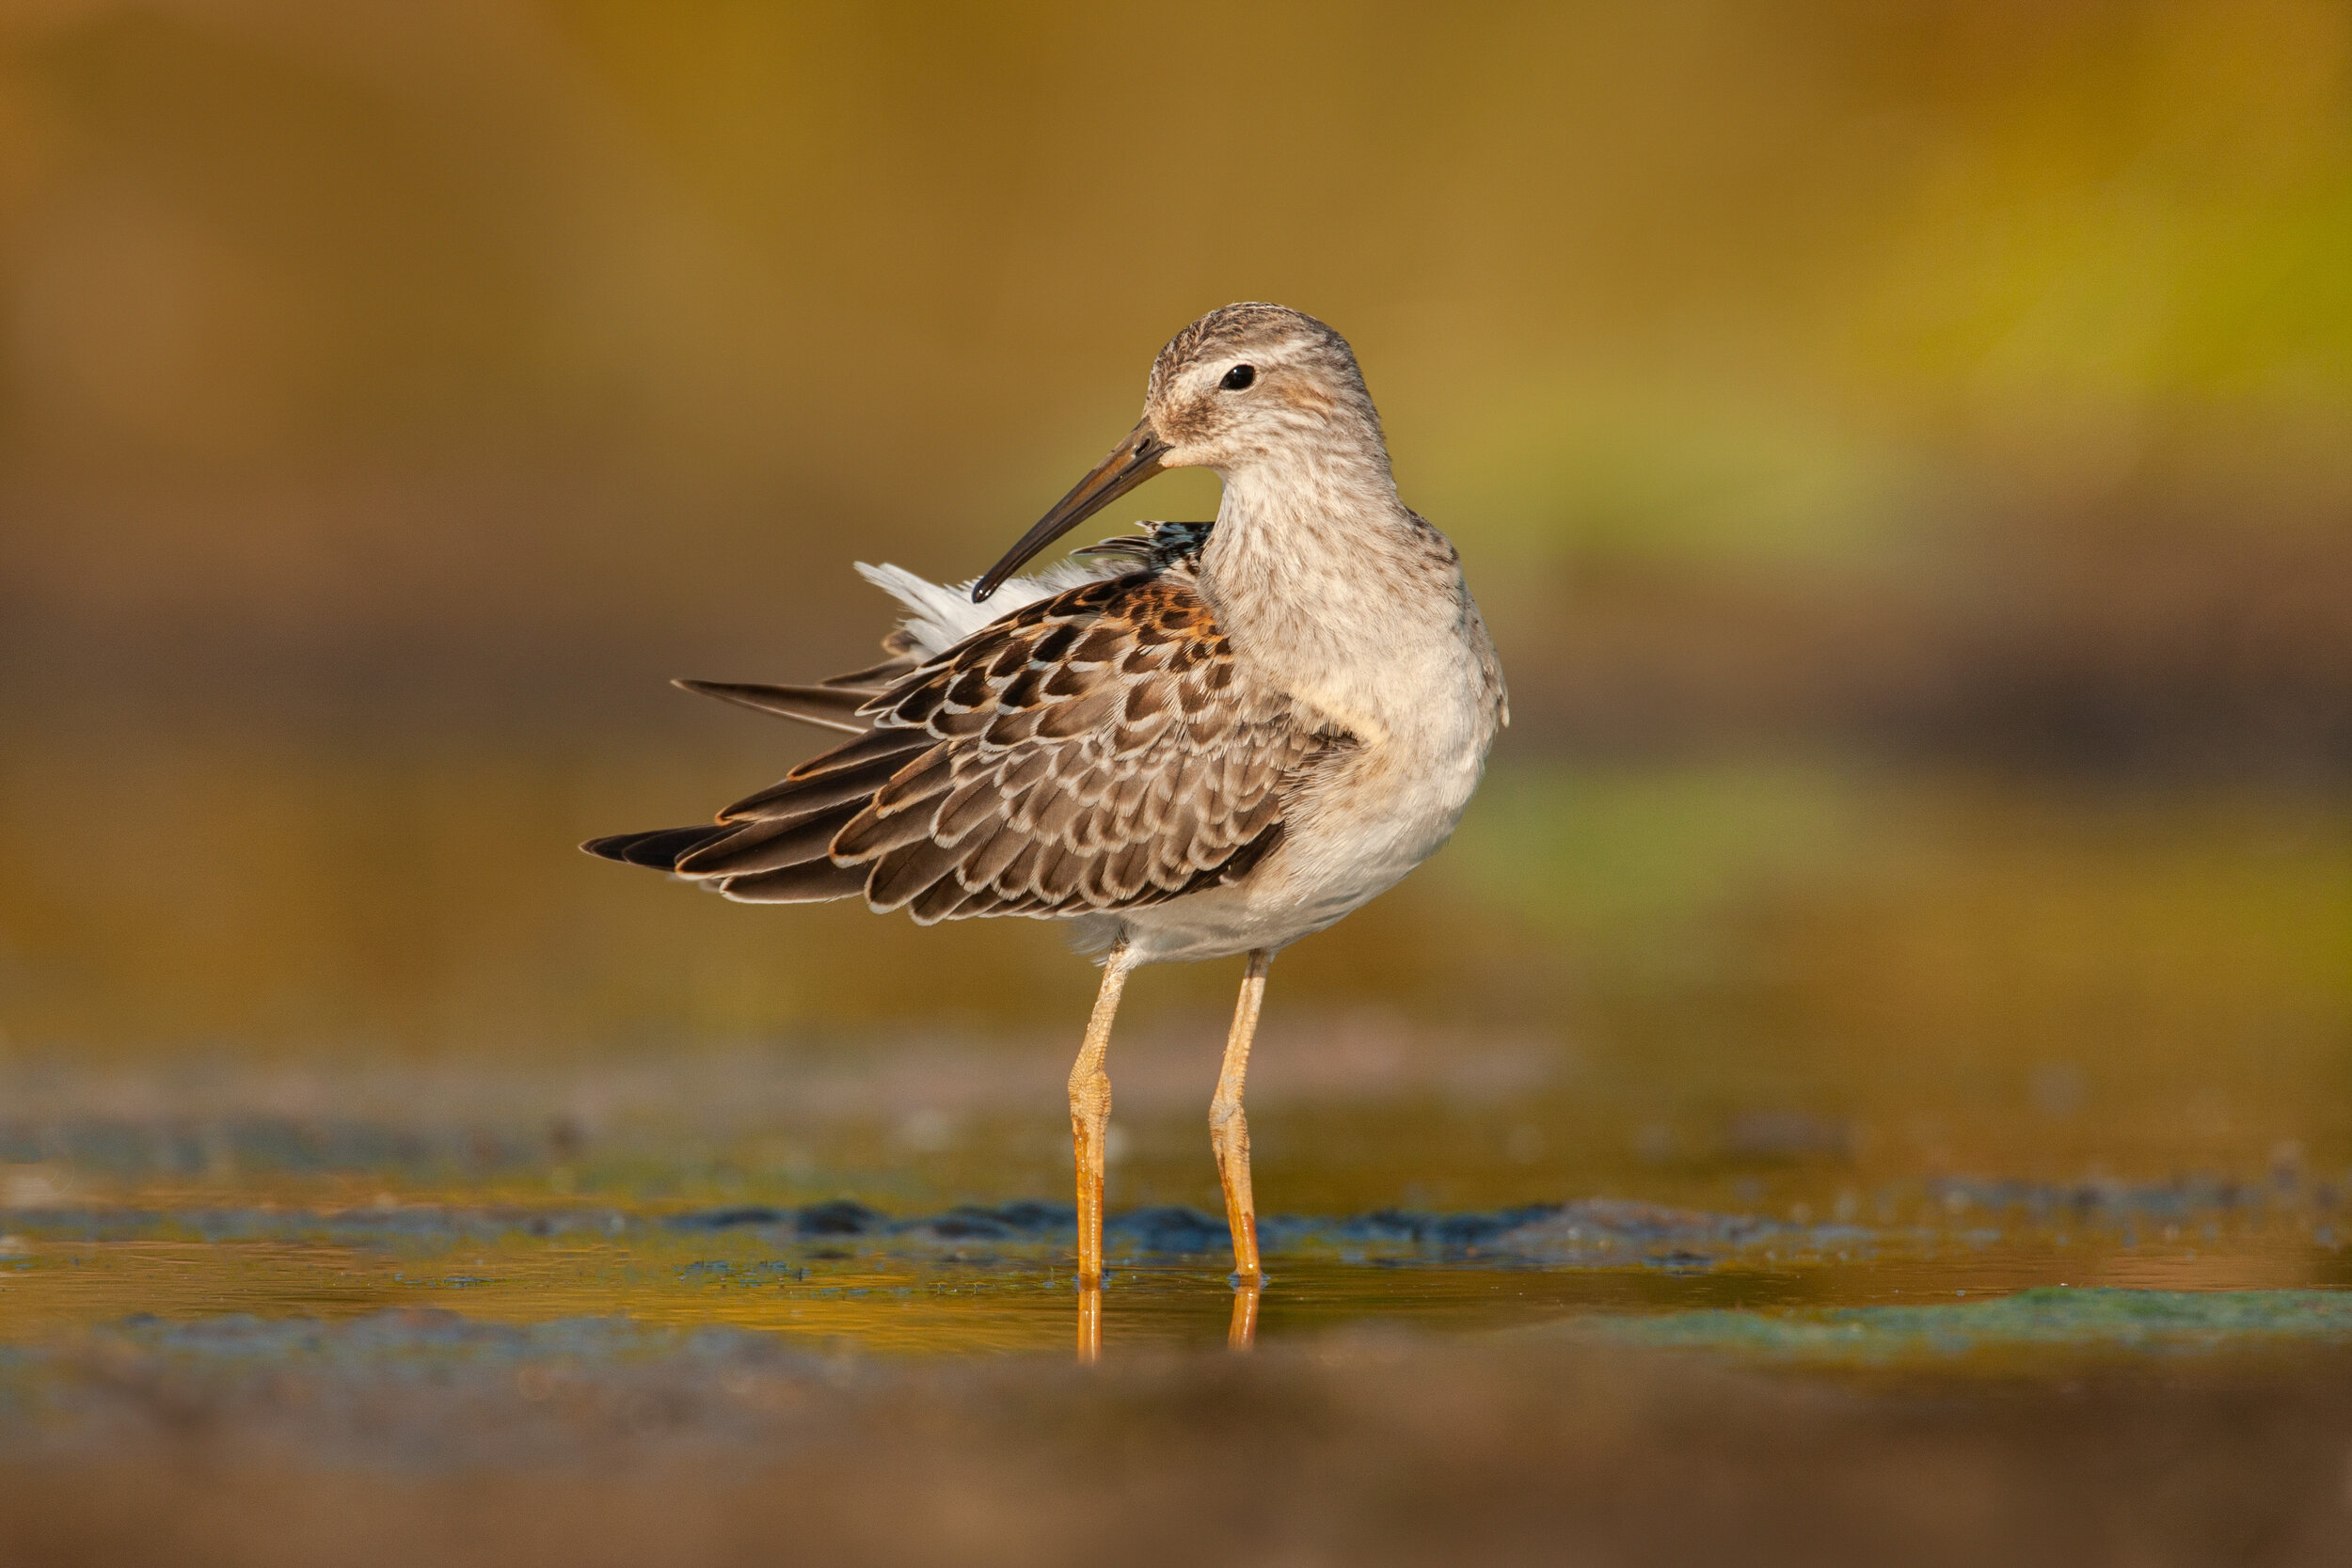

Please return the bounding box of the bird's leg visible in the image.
[1069,943,1136,1299]
[1210,949,1273,1290]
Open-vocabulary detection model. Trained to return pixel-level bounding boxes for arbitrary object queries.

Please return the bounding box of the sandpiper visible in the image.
[587,303,1506,1350]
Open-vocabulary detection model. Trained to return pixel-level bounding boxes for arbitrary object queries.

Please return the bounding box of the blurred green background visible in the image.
[1,0,2346,1196]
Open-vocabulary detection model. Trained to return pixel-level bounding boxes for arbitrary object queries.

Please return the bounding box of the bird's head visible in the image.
[973,303,1383,601]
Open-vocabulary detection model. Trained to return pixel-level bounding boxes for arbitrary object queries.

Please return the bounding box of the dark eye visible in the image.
[1218,364,1257,391]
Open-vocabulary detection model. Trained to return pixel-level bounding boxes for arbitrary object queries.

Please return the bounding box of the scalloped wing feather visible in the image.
[587,566,1338,921]
[817,572,1334,923]
[580,527,1338,925]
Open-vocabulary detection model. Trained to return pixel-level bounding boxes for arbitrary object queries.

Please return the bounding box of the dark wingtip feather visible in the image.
[717,858,872,905]
[580,825,730,869]
[674,678,873,734]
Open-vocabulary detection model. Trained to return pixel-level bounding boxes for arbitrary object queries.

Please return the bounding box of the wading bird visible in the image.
[585,304,1505,1353]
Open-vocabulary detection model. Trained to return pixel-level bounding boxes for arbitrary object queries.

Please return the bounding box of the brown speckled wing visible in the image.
[832,572,1328,923]
[612,568,1336,924]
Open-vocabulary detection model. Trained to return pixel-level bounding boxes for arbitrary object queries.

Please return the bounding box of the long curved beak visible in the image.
[973,419,1170,602]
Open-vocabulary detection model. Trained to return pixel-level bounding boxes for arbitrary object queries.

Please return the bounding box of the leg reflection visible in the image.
[1229,1280,1262,1351]
[1077,1281,1103,1364]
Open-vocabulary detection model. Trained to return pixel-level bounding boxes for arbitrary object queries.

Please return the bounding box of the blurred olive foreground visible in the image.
[3,4,2352,1563]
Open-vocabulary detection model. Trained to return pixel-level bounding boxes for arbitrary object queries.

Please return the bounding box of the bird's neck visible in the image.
[1196,443,1463,747]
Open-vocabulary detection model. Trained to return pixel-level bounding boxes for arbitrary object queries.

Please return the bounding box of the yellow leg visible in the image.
[1210,949,1273,1287]
[1069,942,1135,1294]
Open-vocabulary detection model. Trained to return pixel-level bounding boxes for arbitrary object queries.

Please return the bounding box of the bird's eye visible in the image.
[1219,364,1257,391]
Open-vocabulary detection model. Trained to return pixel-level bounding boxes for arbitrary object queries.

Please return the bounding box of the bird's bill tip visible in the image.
[973,418,1170,602]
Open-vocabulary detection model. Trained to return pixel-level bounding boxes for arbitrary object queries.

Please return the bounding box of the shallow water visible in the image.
[4,1129,2347,1358]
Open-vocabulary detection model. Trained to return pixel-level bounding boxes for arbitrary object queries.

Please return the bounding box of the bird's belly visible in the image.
[1283,747,1483,916]
[1118,739,1486,965]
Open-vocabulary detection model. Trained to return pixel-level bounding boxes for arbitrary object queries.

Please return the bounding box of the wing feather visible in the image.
[720,746,926,822]
[719,859,871,904]
[675,800,866,877]
[583,555,1345,925]
[672,680,871,733]
[581,824,732,868]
